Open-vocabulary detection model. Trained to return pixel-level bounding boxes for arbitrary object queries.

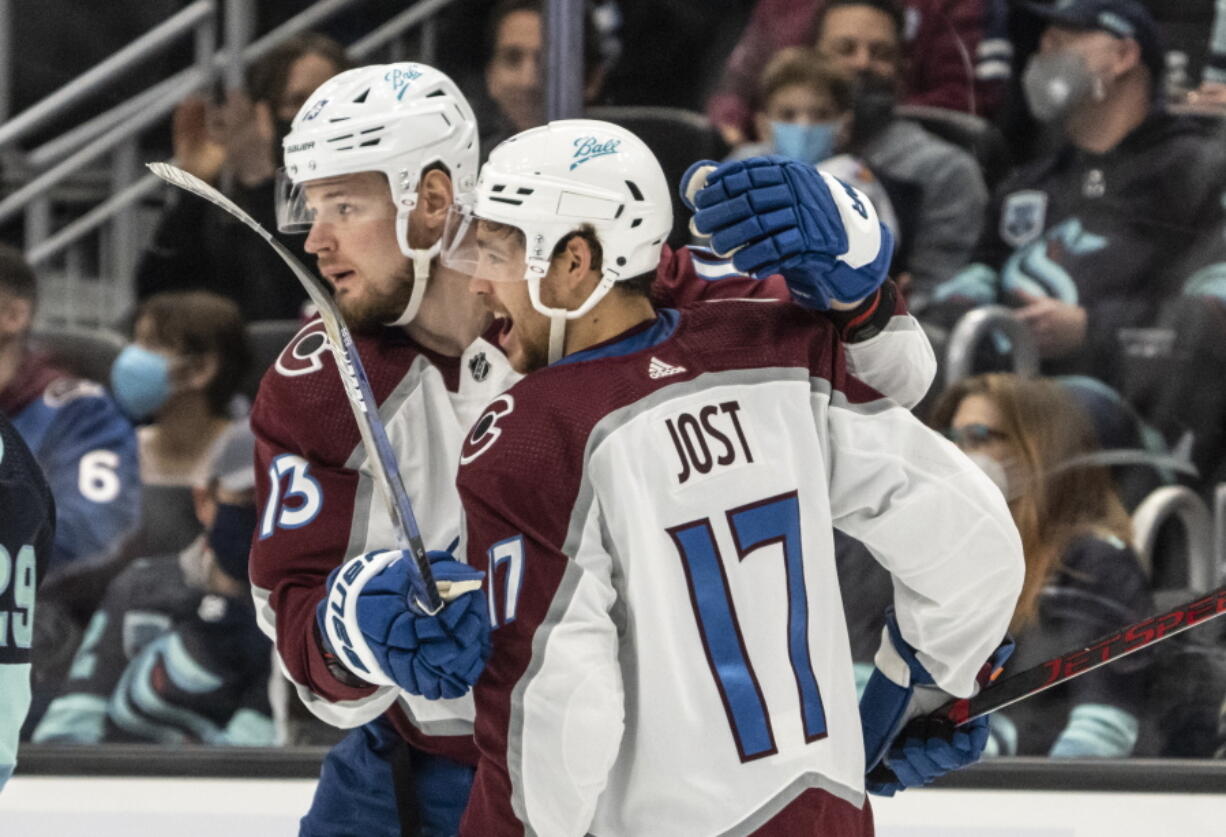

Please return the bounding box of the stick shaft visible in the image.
[945,585,1226,725]
[147,162,442,613]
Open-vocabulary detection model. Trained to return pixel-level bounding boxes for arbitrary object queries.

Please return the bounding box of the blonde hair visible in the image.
[929,374,1134,631]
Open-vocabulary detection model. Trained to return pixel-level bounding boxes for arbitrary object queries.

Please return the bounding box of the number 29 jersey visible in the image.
[0,412,53,788]
[455,302,1022,836]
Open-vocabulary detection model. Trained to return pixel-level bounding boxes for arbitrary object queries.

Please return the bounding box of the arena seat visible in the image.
[30,326,126,386]
[895,104,1012,190]
[242,319,302,398]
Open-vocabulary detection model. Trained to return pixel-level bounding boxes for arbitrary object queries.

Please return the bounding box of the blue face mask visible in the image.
[771,120,839,166]
[110,344,172,421]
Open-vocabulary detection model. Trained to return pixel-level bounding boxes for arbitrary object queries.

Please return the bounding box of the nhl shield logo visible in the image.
[468,351,491,382]
[1000,190,1048,248]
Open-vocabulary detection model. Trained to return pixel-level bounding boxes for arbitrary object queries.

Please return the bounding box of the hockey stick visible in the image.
[944,584,1226,725]
[147,162,443,615]
[867,585,1226,785]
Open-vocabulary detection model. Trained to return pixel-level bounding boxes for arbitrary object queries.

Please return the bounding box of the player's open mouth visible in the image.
[495,313,513,347]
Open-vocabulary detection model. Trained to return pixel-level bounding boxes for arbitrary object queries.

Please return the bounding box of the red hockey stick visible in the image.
[866,585,1226,787]
[945,584,1226,725]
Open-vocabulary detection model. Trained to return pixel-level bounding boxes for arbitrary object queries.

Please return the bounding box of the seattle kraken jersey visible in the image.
[455,303,1022,836]
[935,112,1226,383]
[0,412,54,789]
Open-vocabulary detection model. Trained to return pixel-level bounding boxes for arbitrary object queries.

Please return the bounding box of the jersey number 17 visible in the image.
[667,491,827,762]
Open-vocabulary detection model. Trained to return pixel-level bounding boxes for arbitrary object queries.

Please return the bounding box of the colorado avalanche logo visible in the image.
[460,395,515,465]
[570,136,620,170]
[276,321,329,377]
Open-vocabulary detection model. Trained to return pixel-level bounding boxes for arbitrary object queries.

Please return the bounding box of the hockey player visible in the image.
[449,119,1023,834]
[253,63,932,835]
[0,412,54,790]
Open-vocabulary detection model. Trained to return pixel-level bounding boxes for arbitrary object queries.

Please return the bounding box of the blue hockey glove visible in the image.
[679,155,893,309]
[317,549,491,700]
[859,607,1013,796]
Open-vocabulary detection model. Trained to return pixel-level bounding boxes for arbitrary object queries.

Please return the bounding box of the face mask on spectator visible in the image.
[771,120,839,166]
[1022,50,1100,123]
[110,344,173,421]
[209,502,259,583]
[964,451,1018,499]
[849,71,896,144]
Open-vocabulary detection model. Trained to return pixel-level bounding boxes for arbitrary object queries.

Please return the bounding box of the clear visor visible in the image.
[440,205,531,283]
[274,169,399,234]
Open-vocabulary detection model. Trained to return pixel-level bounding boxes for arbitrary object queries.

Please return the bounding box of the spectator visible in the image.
[135,34,350,321]
[474,0,610,156]
[706,0,1008,147]
[0,246,139,576]
[930,373,1152,757]
[114,291,250,508]
[725,47,900,243]
[34,421,274,746]
[814,0,990,308]
[931,0,1226,397]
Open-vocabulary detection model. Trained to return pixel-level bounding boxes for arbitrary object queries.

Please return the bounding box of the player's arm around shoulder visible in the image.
[674,155,935,408]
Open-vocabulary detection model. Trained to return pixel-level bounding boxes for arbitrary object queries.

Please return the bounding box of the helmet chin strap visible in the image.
[547,313,568,365]
[386,211,439,327]
[527,268,618,365]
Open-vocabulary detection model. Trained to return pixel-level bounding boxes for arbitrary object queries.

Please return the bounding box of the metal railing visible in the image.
[943,305,1041,384]
[0,1,218,151]
[1,0,468,327]
[1132,485,1215,591]
[1216,482,1226,583]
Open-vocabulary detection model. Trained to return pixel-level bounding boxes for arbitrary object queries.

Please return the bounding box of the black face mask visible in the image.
[208,502,259,584]
[849,71,898,146]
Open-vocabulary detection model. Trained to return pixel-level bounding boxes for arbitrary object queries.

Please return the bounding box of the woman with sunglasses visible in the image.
[929,373,1153,758]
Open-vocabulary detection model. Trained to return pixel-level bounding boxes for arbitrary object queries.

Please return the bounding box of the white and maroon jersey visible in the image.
[455,302,1023,836]
[249,246,936,761]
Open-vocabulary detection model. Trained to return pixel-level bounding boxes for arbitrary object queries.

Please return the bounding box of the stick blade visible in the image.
[146,161,264,233]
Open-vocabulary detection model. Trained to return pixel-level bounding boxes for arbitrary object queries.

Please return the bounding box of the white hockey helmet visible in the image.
[441,118,671,362]
[276,62,479,325]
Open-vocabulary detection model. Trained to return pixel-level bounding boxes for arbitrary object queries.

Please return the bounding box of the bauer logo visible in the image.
[303,98,328,121]
[286,141,315,154]
[386,67,424,100]
[571,136,620,170]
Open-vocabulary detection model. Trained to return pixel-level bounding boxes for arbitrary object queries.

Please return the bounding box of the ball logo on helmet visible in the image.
[570,136,621,170]
[385,67,425,101]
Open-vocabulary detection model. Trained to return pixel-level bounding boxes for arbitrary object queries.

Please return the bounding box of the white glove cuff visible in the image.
[873,625,913,688]
[323,549,402,687]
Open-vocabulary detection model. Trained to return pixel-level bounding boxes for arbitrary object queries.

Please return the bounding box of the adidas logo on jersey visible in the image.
[648,357,687,379]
